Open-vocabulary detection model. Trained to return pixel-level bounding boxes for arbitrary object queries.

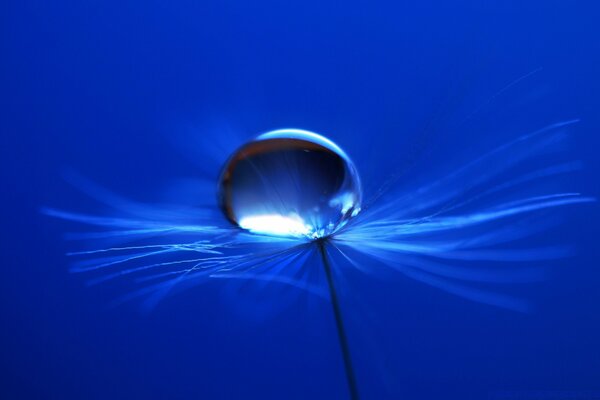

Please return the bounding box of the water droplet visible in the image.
[218,129,362,238]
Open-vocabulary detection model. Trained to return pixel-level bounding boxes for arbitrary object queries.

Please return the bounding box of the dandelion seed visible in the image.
[44,123,594,400]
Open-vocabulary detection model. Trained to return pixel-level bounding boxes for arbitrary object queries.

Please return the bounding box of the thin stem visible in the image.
[317,239,360,400]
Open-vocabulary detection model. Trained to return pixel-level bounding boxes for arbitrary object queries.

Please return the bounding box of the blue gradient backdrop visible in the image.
[1,1,599,399]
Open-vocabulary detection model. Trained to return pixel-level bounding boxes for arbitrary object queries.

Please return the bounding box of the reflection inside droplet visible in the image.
[218,129,362,239]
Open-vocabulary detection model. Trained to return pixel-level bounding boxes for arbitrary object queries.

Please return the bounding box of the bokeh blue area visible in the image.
[1,1,600,399]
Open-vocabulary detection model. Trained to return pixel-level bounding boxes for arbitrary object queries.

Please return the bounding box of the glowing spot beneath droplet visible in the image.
[238,214,313,237]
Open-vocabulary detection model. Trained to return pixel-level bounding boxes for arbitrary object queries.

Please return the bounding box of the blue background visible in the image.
[1,1,599,399]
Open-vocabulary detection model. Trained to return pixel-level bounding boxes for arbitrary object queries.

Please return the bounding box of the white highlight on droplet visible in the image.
[238,214,313,237]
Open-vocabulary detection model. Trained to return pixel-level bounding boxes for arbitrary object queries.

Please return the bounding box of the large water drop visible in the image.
[218,129,362,239]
